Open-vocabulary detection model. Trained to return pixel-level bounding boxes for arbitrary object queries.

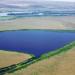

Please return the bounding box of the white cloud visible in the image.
[0,0,75,5]
[52,0,75,2]
[1,0,75,2]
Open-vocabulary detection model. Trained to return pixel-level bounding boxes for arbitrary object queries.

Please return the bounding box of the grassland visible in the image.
[5,42,75,75]
[0,41,74,75]
[0,16,75,31]
[0,50,31,68]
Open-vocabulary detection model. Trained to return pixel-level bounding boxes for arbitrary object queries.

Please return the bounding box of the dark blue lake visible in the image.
[0,30,75,57]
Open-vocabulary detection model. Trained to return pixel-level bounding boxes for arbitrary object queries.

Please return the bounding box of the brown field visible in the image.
[0,16,75,31]
[0,50,31,68]
[6,47,75,75]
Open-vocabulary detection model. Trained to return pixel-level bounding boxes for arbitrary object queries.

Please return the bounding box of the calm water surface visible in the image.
[0,30,75,57]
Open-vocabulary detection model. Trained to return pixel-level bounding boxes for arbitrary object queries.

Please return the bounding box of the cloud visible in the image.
[0,0,75,8]
[1,0,75,3]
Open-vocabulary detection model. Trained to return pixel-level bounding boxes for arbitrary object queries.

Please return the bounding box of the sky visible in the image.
[0,0,75,7]
[35,0,75,2]
[54,0,74,1]
[0,0,75,2]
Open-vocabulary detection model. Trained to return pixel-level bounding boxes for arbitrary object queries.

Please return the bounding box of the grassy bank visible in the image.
[0,29,75,33]
[40,41,75,60]
[13,45,75,75]
[0,41,75,75]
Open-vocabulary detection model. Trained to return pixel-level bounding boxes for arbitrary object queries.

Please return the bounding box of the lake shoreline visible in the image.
[0,41,75,75]
[0,29,75,33]
[0,30,75,57]
[0,16,75,31]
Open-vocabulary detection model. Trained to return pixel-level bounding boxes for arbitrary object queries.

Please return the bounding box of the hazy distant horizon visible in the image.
[0,0,75,20]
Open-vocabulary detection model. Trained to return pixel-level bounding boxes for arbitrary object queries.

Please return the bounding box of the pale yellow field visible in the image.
[0,16,75,31]
[0,50,31,68]
[6,47,75,75]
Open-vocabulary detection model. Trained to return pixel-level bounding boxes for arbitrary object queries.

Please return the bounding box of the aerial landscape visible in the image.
[0,0,75,75]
